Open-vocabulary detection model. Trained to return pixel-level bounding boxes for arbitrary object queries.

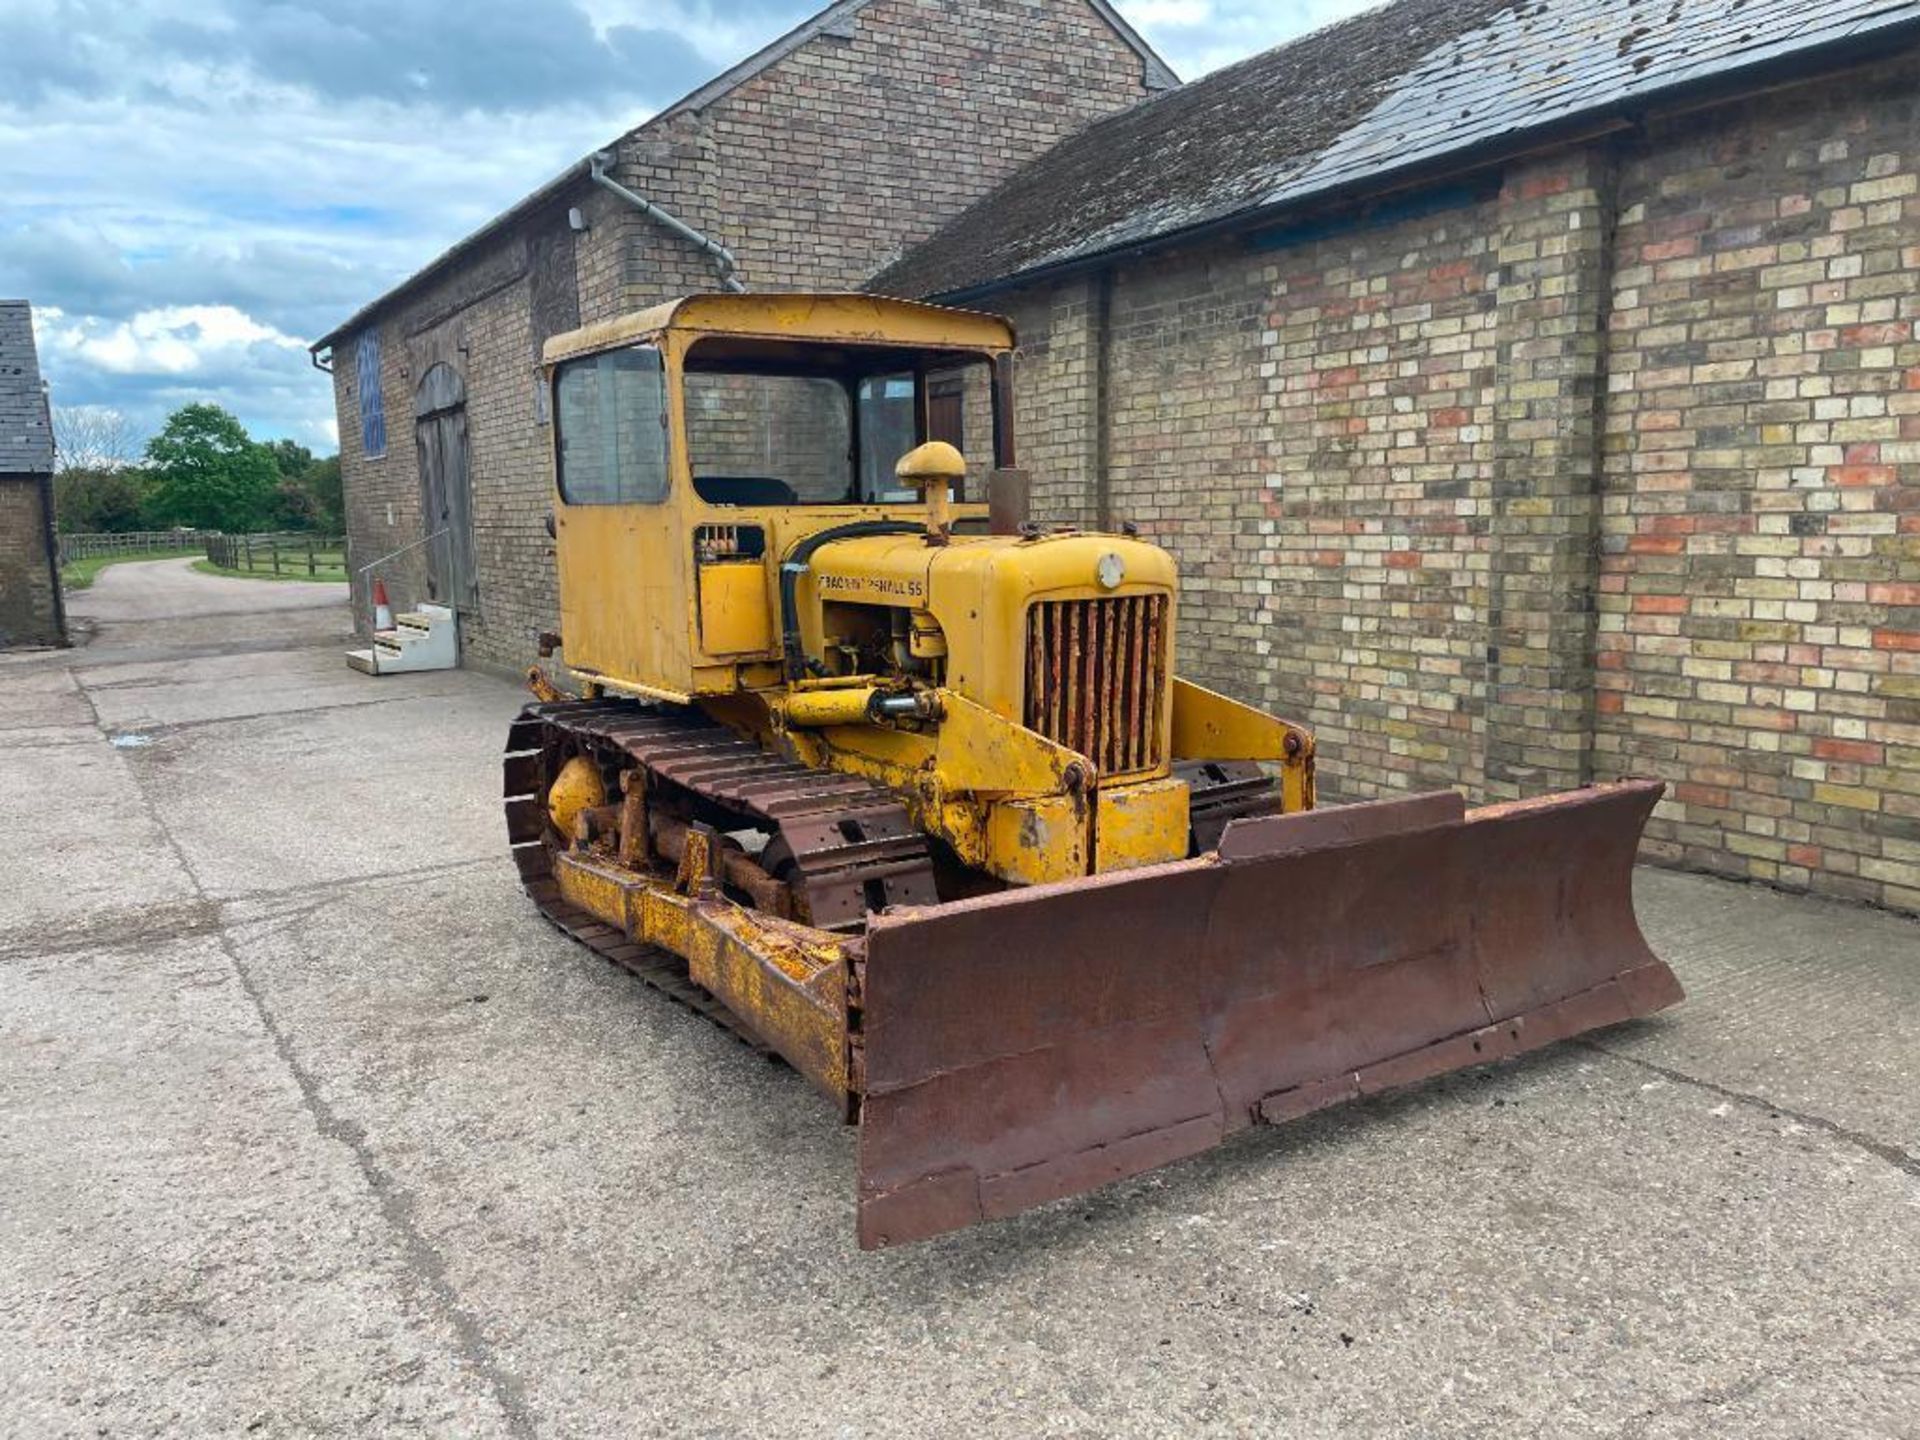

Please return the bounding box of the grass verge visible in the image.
[191,557,349,584]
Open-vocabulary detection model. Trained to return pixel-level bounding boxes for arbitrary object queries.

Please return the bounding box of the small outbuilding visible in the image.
[0,301,65,649]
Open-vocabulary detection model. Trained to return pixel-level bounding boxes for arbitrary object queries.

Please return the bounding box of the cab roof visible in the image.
[540,292,1014,368]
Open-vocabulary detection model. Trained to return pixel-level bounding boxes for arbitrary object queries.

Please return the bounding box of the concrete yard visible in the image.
[2,557,1917,1439]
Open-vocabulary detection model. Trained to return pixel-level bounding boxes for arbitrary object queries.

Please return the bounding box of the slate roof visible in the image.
[0,302,53,477]
[313,0,1175,351]
[875,0,1920,300]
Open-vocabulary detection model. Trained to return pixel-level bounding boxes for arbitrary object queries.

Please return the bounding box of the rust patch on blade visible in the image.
[856,779,1681,1248]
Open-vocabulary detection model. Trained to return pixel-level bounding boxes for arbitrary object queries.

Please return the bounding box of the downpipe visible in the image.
[587,151,746,294]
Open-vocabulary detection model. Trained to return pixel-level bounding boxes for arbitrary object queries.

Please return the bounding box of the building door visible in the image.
[414,363,477,612]
[928,376,965,452]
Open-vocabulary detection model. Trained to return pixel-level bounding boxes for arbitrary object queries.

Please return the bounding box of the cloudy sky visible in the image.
[0,0,1373,458]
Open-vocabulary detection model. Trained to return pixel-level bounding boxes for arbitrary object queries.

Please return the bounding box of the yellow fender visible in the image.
[1171,678,1316,810]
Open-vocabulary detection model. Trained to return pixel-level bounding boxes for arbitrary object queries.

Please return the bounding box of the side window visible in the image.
[356,330,386,459]
[857,373,917,501]
[555,346,669,505]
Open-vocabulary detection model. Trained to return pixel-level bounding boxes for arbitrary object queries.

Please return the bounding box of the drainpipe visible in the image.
[587,151,746,294]
[1092,265,1115,532]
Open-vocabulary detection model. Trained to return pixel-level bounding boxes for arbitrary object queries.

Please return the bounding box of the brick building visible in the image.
[878,0,1920,912]
[0,301,65,649]
[312,0,1172,672]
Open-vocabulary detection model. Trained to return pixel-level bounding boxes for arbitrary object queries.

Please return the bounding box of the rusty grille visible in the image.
[1024,595,1168,775]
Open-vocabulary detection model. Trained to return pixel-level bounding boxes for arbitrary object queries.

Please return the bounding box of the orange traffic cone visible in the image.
[372,578,394,632]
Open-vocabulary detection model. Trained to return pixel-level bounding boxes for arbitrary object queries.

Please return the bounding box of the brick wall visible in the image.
[990,53,1920,913]
[0,476,64,648]
[1597,58,1920,912]
[330,0,1157,674]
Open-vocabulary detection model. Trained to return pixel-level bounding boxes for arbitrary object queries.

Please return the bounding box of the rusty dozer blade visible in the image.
[855,778,1681,1248]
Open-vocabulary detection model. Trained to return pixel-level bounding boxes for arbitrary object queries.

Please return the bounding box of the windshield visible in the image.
[685,372,853,504]
[684,352,997,506]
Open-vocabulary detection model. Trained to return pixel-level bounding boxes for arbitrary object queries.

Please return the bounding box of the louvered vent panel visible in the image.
[1024,595,1167,776]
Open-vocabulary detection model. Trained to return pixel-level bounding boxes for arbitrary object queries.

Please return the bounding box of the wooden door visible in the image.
[928,378,964,452]
[415,364,477,612]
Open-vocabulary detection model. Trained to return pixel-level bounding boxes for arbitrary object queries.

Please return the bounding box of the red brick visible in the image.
[1814,738,1885,764]
[1831,464,1896,488]
[1642,238,1697,262]
[1627,535,1688,554]
[1841,322,1912,347]
[1633,594,1689,615]
[1676,783,1731,809]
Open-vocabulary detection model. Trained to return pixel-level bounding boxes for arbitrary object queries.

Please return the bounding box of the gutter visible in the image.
[308,149,749,361]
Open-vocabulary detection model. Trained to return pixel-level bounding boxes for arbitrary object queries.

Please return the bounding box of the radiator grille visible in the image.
[1024,595,1168,776]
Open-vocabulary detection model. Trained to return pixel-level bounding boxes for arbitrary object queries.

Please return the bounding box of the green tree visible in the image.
[144,404,278,532]
[303,453,343,533]
[53,466,156,533]
[267,437,315,479]
[259,442,342,532]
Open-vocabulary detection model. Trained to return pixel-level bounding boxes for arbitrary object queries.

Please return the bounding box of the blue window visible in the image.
[356,330,386,458]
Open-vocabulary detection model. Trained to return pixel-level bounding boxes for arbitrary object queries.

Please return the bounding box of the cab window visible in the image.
[555,346,669,505]
[857,373,917,502]
[680,339,1004,506]
[685,372,851,505]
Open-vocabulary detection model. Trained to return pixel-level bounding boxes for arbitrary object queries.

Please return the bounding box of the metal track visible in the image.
[503,697,936,1047]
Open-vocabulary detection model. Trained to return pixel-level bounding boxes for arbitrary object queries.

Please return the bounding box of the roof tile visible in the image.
[0,302,53,476]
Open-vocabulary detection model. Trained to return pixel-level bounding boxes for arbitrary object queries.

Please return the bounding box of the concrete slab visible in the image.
[0,932,513,1436]
[1615,869,1920,1158]
[4,556,1917,1437]
[79,645,476,733]
[123,687,523,900]
[0,665,96,731]
[0,728,201,938]
[212,864,1920,1438]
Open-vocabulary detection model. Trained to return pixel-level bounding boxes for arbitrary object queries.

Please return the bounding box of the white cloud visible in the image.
[36,305,307,377]
[0,0,1361,453]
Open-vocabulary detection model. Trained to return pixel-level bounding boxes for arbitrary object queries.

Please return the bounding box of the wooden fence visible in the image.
[204,533,347,577]
[56,530,217,565]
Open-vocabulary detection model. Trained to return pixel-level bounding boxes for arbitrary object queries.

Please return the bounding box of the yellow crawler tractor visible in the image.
[505,293,1681,1248]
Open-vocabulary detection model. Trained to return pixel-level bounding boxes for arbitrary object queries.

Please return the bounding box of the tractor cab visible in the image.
[543,294,1019,701]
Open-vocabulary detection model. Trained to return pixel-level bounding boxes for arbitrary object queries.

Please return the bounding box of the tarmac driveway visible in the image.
[1,559,1916,1437]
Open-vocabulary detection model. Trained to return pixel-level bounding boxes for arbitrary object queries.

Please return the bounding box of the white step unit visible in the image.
[345,602,459,674]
